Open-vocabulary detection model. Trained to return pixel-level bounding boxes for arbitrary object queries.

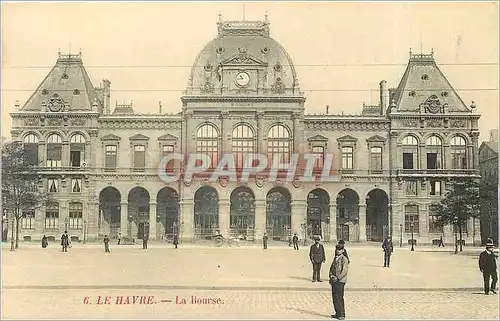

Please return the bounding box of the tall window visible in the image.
[105,145,117,171]
[71,178,82,193]
[267,124,291,165]
[69,202,83,229]
[450,136,467,169]
[430,180,441,196]
[341,146,353,169]
[429,205,443,234]
[404,204,419,234]
[232,124,255,169]
[21,209,35,229]
[370,147,382,170]
[45,202,59,230]
[426,136,442,169]
[133,145,146,171]
[312,146,325,171]
[402,135,419,169]
[70,134,86,167]
[46,134,62,167]
[23,134,39,166]
[196,124,219,168]
[47,178,58,193]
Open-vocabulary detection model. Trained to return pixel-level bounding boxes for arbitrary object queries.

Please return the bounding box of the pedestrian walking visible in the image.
[61,231,69,252]
[117,232,121,245]
[293,233,299,250]
[479,239,498,295]
[337,240,350,263]
[41,234,48,248]
[142,233,148,249]
[329,245,349,320]
[309,236,326,282]
[263,232,268,249]
[173,234,178,249]
[382,235,394,267]
[104,235,111,253]
[438,235,445,247]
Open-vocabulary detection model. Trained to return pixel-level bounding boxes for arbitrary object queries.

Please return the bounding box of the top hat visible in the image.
[486,240,494,247]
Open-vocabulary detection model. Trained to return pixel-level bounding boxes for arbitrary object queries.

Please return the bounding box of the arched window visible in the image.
[402,135,419,169]
[232,124,255,168]
[196,124,219,168]
[46,134,62,167]
[23,133,39,166]
[425,135,442,169]
[267,124,291,164]
[450,135,467,169]
[70,134,86,167]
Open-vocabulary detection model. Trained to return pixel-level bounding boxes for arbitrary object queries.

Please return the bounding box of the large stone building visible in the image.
[9,17,482,245]
[479,129,498,244]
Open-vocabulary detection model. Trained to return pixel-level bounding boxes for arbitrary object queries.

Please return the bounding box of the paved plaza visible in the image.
[2,241,499,319]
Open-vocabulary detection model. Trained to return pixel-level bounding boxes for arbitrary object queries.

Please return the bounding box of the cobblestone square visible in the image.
[2,242,499,319]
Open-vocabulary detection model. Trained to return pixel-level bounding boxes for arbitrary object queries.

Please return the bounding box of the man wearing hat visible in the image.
[329,244,349,320]
[309,236,326,282]
[479,239,498,295]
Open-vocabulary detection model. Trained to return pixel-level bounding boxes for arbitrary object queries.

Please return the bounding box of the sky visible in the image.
[1,2,498,142]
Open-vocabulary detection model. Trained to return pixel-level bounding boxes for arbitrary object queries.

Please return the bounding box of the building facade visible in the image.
[479,129,498,244]
[9,17,482,244]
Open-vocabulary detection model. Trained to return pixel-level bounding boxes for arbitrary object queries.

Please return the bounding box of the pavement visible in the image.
[2,241,499,319]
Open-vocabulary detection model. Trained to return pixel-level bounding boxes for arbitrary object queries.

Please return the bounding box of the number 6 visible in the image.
[83,297,89,304]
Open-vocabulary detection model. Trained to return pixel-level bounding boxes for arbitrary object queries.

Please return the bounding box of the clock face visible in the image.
[235,72,250,87]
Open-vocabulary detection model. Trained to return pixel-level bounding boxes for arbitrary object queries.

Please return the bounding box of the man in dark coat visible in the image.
[61,231,69,252]
[382,235,394,267]
[293,233,299,250]
[329,245,349,320]
[104,235,111,253]
[142,233,148,249]
[309,236,326,282]
[479,239,498,295]
[41,235,48,248]
[262,232,268,250]
[173,234,179,249]
[337,240,350,263]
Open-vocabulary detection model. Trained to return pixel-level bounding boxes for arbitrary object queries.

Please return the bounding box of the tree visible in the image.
[432,178,480,253]
[2,141,49,250]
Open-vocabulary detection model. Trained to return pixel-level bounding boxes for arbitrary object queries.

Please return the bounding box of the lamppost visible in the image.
[64,217,69,233]
[83,220,87,244]
[399,223,403,247]
[410,222,415,251]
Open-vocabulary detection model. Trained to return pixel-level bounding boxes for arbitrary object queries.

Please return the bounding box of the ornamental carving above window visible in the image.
[421,95,443,114]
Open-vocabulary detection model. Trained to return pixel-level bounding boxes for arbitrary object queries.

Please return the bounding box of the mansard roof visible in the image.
[20,53,103,112]
[390,51,470,114]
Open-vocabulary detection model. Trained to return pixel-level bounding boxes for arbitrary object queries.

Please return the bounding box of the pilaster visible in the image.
[254,199,266,240]
[149,202,157,239]
[329,202,337,242]
[120,201,128,236]
[219,199,230,237]
[62,141,70,167]
[256,112,264,154]
[291,200,307,236]
[358,204,367,241]
[179,199,194,241]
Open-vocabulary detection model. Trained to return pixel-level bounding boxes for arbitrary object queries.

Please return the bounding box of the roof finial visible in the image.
[409,47,412,58]
[79,48,82,56]
[218,12,223,23]
[264,10,269,23]
[431,48,434,56]
[58,48,61,57]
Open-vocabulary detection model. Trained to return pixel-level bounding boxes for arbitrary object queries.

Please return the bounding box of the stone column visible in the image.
[419,206,429,241]
[254,199,266,241]
[467,144,474,170]
[86,201,99,240]
[419,143,426,169]
[471,132,480,169]
[358,204,367,242]
[179,199,194,242]
[60,201,69,233]
[220,112,230,159]
[291,200,307,237]
[219,199,230,237]
[149,202,157,240]
[329,202,337,242]
[292,113,301,154]
[120,202,128,236]
[62,141,70,167]
[256,112,265,154]
[443,144,450,169]
[38,141,46,166]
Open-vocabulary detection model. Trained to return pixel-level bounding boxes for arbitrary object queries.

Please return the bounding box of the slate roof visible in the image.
[21,53,103,112]
[391,52,470,113]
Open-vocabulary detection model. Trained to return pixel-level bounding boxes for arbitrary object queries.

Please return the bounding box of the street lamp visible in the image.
[410,222,415,251]
[399,223,403,247]
[83,220,87,244]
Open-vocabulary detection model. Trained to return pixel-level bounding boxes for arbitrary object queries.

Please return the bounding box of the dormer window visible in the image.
[421,74,429,80]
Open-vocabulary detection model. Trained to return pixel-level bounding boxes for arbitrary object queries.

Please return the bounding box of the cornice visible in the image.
[181,95,306,104]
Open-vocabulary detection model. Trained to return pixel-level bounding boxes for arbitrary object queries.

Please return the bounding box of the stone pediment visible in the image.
[337,135,358,142]
[222,54,267,66]
[158,134,178,141]
[307,135,329,142]
[100,134,121,141]
[366,135,387,143]
[129,134,150,141]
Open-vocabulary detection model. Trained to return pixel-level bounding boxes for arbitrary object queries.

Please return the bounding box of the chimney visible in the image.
[325,105,329,114]
[489,129,499,142]
[102,79,111,115]
[379,80,388,114]
[159,101,163,114]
